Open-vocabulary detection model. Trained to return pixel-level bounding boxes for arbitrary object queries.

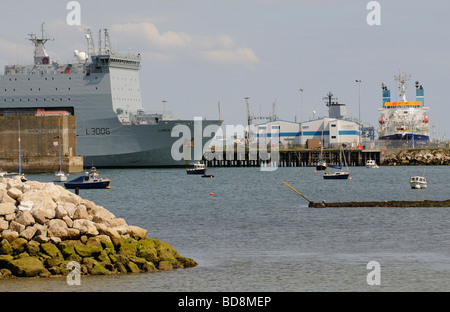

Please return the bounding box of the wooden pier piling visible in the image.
[203,149,381,168]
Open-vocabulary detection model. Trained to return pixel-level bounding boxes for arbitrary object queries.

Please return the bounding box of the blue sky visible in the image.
[1,0,448,140]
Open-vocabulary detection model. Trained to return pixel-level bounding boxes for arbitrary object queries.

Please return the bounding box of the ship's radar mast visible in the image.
[28,23,53,65]
[394,71,411,102]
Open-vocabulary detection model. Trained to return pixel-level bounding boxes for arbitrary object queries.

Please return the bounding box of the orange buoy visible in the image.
[210,192,213,196]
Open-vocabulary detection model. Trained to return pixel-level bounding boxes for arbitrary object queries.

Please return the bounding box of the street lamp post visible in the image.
[299,89,304,146]
[355,80,361,147]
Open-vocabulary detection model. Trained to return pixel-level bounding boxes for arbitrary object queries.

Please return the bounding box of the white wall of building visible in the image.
[294,118,360,148]
[254,118,360,148]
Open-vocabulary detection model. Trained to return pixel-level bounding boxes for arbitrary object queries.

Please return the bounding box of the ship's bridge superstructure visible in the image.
[377,72,430,147]
[2,26,154,125]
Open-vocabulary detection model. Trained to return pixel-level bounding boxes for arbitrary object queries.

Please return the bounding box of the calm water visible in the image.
[1,165,449,292]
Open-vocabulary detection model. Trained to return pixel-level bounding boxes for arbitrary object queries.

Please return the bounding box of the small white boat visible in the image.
[410,176,427,189]
[186,161,207,175]
[366,159,379,169]
[316,159,327,171]
[0,169,7,177]
[53,169,68,182]
[323,146,350,180]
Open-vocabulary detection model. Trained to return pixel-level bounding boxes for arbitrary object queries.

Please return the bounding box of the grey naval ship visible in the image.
[0,27,222,167]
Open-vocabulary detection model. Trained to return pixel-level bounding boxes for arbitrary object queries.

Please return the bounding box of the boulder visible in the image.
[47,219,69,240]
[7,188,22,200]
[39,242,64,267]
[20,227,37,240]
[15,210,35,227]
[32,223,47,237]
[18,190,57,217]
[0,239,13,255]
[55,205,68,219]
[7,256,50,277]
[2,230,19,243]
[18,201,34,212]
[73,205,90,220]
[126,225,148,240]
[61,202,76,218]
[0,218,8,232]
[31,209,47,225]
[9,238,28,255]
[0,203,16,216]
[9,221,25,234]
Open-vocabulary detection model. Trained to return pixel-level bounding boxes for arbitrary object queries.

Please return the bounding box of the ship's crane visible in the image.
[244,97,279,143]
[244,97,253,142]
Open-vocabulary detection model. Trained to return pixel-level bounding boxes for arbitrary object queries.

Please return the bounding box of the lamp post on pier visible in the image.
[355,80,361,147]
[299,88,304,146]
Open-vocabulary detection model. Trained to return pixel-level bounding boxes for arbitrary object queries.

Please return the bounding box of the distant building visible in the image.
[254,92,365,148]
[294,117,360,148]
[254,120,300,147]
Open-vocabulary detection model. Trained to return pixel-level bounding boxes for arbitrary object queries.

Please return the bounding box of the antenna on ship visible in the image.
[104,29,112,54]
[28,23,53,65]
[96,29,112,55]
[394,70,411,102]
[85,29,96,57]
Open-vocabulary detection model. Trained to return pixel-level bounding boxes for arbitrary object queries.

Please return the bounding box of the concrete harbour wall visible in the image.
[0,116,83,173]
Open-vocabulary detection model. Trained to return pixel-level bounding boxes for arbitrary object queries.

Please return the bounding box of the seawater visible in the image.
[1,165,449,292]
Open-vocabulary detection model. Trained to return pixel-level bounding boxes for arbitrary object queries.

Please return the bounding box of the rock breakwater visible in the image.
[382,149,450,166]
[0,176,196,278]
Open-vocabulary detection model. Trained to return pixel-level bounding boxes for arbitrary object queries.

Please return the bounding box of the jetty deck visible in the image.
[203,149,381,168]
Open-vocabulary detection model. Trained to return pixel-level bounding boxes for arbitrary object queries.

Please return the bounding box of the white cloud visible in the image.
[201,47,260,65]
[110,22,259,66]
[111,22,191,49]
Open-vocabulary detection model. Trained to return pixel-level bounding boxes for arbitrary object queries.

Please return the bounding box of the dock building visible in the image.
[254,92,365,149]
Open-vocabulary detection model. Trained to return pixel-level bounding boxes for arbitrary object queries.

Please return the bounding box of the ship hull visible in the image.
[81,120,222,167]
[378,133,429,147]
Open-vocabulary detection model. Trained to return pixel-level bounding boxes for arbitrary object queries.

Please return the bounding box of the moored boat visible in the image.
[53,169,68,182]
[316,160,327,171]
[323,146,350,180]
[186,162,207,175]
[64,166,110,189]
[366,159,379,169]
[410,176,427,189]
[323,171,350,180]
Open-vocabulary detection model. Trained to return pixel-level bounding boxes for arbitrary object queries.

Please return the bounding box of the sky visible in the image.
[0,0,448,140]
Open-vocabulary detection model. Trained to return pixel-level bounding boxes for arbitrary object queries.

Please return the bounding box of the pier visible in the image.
[203,149,381,168]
